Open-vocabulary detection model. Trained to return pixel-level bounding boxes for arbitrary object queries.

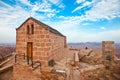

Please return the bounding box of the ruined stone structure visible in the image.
[78,41,120,80]
[102,41,114,66]
[16,17,66,66]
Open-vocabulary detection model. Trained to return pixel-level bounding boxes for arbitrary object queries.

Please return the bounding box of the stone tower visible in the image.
[102,41,115,69]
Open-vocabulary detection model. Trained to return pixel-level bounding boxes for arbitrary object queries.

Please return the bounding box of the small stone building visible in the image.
[16,17,66,66]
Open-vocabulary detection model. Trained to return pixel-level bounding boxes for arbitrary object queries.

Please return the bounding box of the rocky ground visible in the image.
[0,45,120,80]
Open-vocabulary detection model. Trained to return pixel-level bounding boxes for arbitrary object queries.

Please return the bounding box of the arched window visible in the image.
[27,25,30,34]
[31,24,34,34]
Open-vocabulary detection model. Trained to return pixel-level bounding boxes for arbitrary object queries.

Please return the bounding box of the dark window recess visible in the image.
[48,59,55,67]
[27,25,30,34]
[106,55,111,61]
[31,24,34,34]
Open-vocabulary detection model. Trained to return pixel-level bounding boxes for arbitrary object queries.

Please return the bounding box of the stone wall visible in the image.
[102,41,115,73]
[0,65,13,80]
[16,18,66,66]
[13,64,41,80]
[49,32,66,61]
[102,41,115,62]
[13,63,65,80]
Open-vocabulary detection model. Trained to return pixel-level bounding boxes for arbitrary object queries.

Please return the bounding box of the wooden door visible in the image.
[27,42,33,58]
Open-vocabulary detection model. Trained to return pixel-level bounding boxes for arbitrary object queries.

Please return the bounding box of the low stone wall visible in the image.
[13,64,41,80]
[13,63,65,80]
[79,64,105,80]
[0,65,13,80]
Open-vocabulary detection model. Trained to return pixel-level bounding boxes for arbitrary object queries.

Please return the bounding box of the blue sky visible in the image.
[0,0,120,43]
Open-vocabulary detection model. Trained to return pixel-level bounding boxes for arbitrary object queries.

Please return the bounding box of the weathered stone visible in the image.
[16,17,66,66]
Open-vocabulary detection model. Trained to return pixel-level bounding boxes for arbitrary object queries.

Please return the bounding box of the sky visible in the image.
[0,0,120,43]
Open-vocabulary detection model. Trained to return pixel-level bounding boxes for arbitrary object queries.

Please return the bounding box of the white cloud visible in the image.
[82,22,90,26]
[47,13,55,18]
[0,1,29,28]
[76,0,85,4]
[73,0,120,21]
[0,1,30,43]
[48,15,120,43]
[66,29,120,43]
[72,0,95,13]
[49,0,60,5]
[31,0,59,18]
[84,0,120,21]
[100,27,106,30]
[48,0,65,8]
[0,0,13,8]
[19,0,32,6]
[32,1,53,12]
[0,0,120,43]
[0,26,16,43]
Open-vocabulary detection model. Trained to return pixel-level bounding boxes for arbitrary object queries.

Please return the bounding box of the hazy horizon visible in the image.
[0,41,120,45]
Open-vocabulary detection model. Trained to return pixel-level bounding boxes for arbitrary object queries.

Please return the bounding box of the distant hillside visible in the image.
[68,42,102,50]
[0,43,15,47]
[68,42,120,49]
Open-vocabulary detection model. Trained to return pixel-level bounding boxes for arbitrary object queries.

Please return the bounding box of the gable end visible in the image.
[16,17,65,37]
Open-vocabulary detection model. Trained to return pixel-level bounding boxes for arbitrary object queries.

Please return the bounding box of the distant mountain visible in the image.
[68,42,102,50]
[68,42,120,58]
[68,42,120,49]
[0,43,15,47]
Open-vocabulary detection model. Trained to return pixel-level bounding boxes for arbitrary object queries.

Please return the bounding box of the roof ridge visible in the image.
[16,17,65,37]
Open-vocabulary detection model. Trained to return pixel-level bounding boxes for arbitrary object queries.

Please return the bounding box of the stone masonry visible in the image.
[16,17,66,66]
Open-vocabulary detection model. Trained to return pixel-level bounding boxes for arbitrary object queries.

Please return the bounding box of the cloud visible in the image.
[48,0,65,8]
[0,0,59,27]
[49,0,61,5]
[32,0,53,12]
[76,0,85,4]
[47,13,55,18]
[0,0,120,43]
[100,27,106,30]
[72,0,95,13]
[0,1,29,43]
[0,1,29,28]
[0,26,16,43]
[84,0,120,21]
[49,15,120,43]
[31,0,61,18]
[19,0,32,6]
[73,0,120,21]
[66,29,120,43]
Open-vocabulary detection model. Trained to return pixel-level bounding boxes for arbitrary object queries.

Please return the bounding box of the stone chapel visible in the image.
[16,17,67,66]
